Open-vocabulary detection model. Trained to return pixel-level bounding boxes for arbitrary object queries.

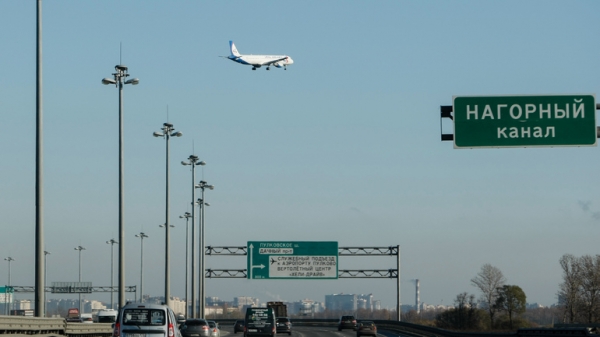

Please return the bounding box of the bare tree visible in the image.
[578,255,600,323]
[558,254,581,323]
[471,263,506,329]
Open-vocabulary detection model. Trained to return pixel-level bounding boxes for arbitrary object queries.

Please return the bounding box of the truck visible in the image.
[66,308,81,322]
[267,302,287,318]
[67,308,80,318]
[244,307,276,337]
[94,309,118,323]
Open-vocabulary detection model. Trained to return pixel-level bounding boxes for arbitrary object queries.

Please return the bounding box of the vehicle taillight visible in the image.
[203,326,209,331]
[168,323,174,337]
[113,323,120,337]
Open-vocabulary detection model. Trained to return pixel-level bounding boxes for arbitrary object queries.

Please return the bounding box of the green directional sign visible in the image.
[247,241,338,280]
[453,94,597,148]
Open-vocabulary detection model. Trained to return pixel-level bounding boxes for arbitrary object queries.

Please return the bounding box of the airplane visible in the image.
[222,40,294,71]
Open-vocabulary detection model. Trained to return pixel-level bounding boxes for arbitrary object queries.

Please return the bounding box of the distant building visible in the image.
[234,297,259,308]
[325,294,357,312]
[357,294,374,311]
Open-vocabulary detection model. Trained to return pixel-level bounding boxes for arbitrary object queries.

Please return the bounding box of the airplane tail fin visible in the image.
[229,40,241,57]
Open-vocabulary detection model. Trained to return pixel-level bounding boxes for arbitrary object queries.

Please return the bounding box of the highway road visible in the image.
[222,326,407,337]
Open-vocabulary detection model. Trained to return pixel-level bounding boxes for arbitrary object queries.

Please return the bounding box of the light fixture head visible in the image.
[153,131,164,137]
[199,161,206,166]
[102,78,116,85]
[115,65,128,71]
[171,131,183,137]
[181,161,190,166]
[125,78,139,85]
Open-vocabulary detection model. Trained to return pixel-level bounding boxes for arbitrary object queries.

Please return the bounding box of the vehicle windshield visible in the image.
[122,309,166,326]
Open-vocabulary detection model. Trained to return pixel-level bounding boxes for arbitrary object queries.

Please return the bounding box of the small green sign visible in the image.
[247,241,338,280]
[453,95,596,148]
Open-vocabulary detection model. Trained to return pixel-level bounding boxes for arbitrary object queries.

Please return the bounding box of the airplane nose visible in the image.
[287,57,294,64]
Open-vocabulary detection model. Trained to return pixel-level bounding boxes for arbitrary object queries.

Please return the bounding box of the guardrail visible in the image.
[0,316,112,337]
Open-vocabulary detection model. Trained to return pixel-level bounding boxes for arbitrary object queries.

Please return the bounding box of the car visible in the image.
[113,302,183,337]
[207,321,220,337]
[338,315,357,331]
[66,317,83,323]
[276,317,292,335]
[233,320,245,334]
[180,319,211,337]
[81,313,93,323]
[356,321,377,337]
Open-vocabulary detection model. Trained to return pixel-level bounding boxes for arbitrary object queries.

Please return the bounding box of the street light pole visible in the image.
[106,239,118,309]
[74,246,85,313]
[102,65,139,310]
[154,123,182,308]
[181,155,205,317]
[4,257,14,315]
[134,233,148,303]
[179,212,191,317]
[195,180,213,318]
[43,251,50,316]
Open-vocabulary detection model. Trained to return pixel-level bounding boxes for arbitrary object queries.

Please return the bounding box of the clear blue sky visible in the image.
[1,0,600,310]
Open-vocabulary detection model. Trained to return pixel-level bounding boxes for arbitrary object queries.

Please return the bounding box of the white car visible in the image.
[207,321,220,337]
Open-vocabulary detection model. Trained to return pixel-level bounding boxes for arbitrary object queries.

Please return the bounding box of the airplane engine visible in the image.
[274,62,283,68]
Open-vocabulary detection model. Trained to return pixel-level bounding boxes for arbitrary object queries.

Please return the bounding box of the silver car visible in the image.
[207,321,220,337]
[114,303,183,337]
[180,319,211,337]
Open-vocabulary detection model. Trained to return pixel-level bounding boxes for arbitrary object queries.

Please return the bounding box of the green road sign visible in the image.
[453,95,597,148]
[247,241,338,280]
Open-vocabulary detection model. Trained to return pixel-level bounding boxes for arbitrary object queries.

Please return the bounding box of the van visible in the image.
[244,307,276,337]
[96,309,118,323]
[113,303,183,337]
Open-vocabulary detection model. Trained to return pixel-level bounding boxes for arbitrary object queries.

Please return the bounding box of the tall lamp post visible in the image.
[44,251,50,315]
[74,246,85,313]
[181,155,205,317]
[154,123,182,308]
[195,180,214,318]
[4,257,14,315]
[134,233,148,303]
[102,65,139,310]
[106,239,118,309]
[179,212,191,317]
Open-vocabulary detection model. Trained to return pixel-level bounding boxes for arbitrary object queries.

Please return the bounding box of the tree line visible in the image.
[558,254,600,324]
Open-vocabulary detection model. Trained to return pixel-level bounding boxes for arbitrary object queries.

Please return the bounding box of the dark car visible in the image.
[356,321,377,337]
[234,320,245,334]
[276,317,292,335]
[338,315,357,331]
[180,319,211,337]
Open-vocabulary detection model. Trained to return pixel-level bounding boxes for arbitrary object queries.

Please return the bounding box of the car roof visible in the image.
[122,303,170,310]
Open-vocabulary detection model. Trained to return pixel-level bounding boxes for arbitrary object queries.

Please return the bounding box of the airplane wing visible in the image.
[262,56,289,66]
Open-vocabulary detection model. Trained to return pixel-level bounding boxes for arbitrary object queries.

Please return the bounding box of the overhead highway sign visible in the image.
[247,241,338,280]
[453,94,596,148]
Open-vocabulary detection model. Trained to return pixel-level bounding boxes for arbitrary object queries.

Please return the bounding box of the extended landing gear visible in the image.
[252,67,256,70]
[266,67,270,70]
